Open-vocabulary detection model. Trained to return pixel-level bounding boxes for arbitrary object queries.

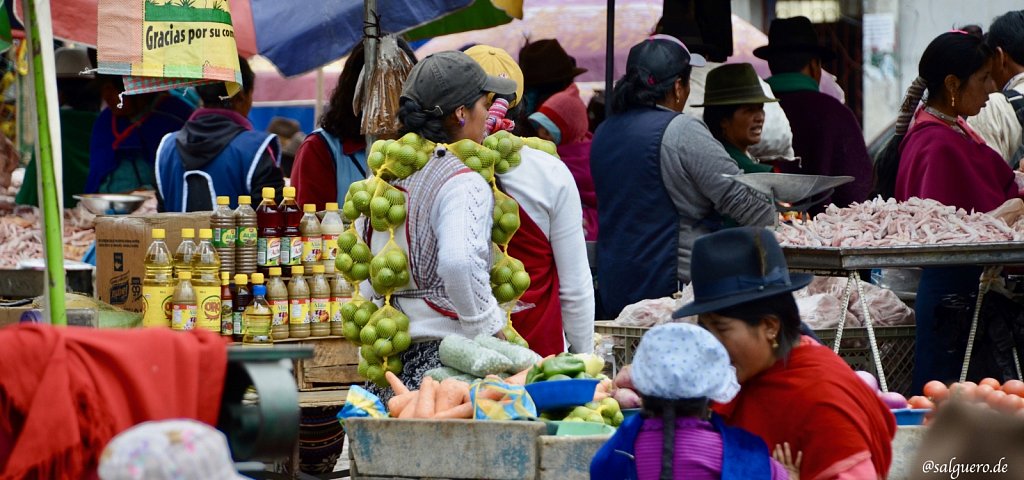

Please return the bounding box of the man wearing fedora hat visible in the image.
[756,16,872,213]
[697,63,779,174]
[515,39,587,136]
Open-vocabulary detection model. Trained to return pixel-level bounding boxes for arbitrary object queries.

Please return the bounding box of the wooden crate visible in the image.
[279,336,362,391]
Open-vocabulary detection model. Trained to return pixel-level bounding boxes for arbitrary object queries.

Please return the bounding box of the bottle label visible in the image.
[258,237,281,266]
[330,295,350,323]
[290,299,310,325]
[221,295,233,335]
[171,303,197,331]
[310,297,330,324]
[302,237,323,263]
[233,311,243,336]
[237,226,258,247]
[196,286,221,332]
[281,237,303,265]
[213,227,236,248]
[142,285,174,328]
[323,234,339,261]
[271,299,289,326]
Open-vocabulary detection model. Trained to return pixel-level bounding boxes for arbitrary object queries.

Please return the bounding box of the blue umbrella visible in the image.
[251,0,474,76]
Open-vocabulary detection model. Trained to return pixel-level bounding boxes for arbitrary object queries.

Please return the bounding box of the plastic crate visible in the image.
[594,321,916,397]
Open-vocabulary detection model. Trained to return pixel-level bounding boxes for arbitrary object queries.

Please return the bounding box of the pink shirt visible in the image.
[634,417,789,480]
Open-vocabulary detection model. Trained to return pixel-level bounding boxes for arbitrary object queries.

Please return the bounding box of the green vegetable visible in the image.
[541,356,586,379]
[526,365,545,384]
[547,374,572,381]
[574,353,606,377]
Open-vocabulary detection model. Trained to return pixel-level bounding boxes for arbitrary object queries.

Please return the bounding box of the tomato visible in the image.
[908,395,935,410]
[923,380,949,402]
[979,377,1002,390]
[996,393,1024,413]
[949,382,977,401]
[976,384,996,399]
[986,389,1007,408]
[1001,380,1024,397]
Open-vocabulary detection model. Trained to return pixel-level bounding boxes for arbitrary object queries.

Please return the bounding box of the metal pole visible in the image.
[23,0,66,326]
[604,0,614,118]
[314,67,324,127]
[363,0,379,146]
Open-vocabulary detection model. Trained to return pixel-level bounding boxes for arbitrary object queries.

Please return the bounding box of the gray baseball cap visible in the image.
[401,51,517,116]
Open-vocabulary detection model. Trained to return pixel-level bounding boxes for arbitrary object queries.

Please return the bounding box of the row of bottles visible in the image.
[211,196,259,276]
[143,228,354,344]
[255,187,344,274]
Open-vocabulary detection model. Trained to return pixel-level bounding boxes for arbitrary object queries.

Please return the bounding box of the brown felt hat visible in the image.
[519,39,588,87]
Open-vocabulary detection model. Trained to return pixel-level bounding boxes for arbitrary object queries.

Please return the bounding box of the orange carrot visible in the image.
[506,367,531,386]
[592,391,609,401]
[388,391,417,417]
[433,402,473,419]
[415,377,437,418]
[385,371,410,396]
[478,375,506,401]
[437,379,469,412]
[399,392,420,419]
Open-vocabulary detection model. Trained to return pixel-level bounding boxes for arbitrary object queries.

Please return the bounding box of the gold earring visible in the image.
[771,336,779,349]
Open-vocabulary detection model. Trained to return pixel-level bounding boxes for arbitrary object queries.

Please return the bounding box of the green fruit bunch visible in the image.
[522,136,559,158]
[334,230,372,283]
[369,133,434,180]
[490,251,531,304]
[369,244,410,295]
[342,177,381,221]
[491,192,521,246]
[450,139,498,183]
[368,184,407,232]
[339,296,379,345]
[484,131,526,174]
[501,321,529,348]
[561,398,623,426]
[355,305,413,387]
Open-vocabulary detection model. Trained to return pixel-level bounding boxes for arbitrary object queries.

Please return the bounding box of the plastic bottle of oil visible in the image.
[256,187,281,272]
[330,274,353,336]
[321,203,344,274]
[308,265,331,337]
[288,266,310,338]
[143,228,174,328]
[279,186,302,267]
[242,284,274,346]
[171,271,197,331]
[235,195,258,275]
[173,228,197,280]
[233,274,252,342]
[266,267,290,340]
[300,204,323,271]
[220,272,233,336]
[191,229,222,333]
[211,196,236,276]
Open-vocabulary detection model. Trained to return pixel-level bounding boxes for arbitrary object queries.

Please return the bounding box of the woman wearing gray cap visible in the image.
[359,51,518,401]
[590,35,776,319]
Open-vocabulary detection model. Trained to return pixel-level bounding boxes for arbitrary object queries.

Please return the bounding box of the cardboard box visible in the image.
[96,212,211,312]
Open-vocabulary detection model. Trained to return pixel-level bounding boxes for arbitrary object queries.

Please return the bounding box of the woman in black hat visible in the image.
[676,227,896,480]
[698,63,778,174]
[359,51,518,402]
[590,35,776,318]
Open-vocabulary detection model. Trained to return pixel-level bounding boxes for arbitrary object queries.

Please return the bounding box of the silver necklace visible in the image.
[924,106,958,125]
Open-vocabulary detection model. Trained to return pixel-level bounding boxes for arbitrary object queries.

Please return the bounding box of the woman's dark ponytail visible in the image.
[660,406,676,480]
[398,97,450,143]
[611,66,687,114]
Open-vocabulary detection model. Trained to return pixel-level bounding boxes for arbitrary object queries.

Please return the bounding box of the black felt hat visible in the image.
[753,16,836,62]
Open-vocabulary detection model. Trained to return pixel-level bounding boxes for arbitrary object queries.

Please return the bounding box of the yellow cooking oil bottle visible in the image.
[309,264,331,337]
[266,267,290,340]
[143,228,174,328]
[289,266,311,338]
[173,228,197,279]
[192,229,222,333]
[171,271,197,331]
[242,283,274,346]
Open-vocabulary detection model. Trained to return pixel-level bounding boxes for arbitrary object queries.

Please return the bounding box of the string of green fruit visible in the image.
[333,130,559,387]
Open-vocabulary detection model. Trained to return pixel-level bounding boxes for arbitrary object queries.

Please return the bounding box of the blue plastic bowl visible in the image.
[891,408,929,426]
[621,408,641,420]
[525,379,599,412]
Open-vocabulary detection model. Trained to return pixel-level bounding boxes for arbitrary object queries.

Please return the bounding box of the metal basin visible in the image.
[725,173,854,203]
[73,193,147,215]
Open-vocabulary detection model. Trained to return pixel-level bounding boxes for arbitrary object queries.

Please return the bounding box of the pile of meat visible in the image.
[776,197,1019,248]
[0,204,97,268]
[611,276,914,330]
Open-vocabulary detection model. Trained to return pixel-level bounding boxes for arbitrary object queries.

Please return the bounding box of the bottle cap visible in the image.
[262,187,275,198]
[326,203,339,211]
[251,273,265,284]
[178,271,192,280]
[235,273,248,285]
[312,264,325,273]
[238,195,252,205]
[221,272,230,283]
[253,285,267,296]
[181,228,195,238]
[304,204,316,213]
[216,196,230,206]
[283,186,296,198]
[152,228,166,239]
[269,267,282,276]
[291,266,304,275]
[199,229,213,239]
